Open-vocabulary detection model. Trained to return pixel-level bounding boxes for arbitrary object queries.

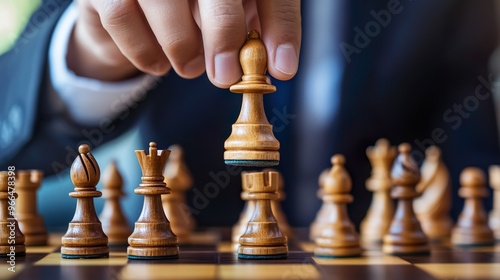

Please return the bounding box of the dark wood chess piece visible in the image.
[128,142,178,259]
[0,171,25,257]
[61,144,109,259]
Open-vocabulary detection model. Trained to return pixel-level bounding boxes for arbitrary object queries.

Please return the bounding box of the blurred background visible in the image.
[0,0,40,54]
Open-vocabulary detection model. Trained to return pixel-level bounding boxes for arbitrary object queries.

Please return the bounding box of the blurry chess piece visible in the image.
[61,144,109,258]
[232,171,255,251]
[128,142,178,259]
[309,168,330,241]
[0,171,25,256]
[489,165,500,241]
[314,155,362,258]
[99,161,132,245]
[413,146,453,242]
[162,145,195,241]
[224,30,279,167]
[360,139,396,245]
[265,169,293,239]
[383,143,429,255]
[16,170,48,245]
[451,167,495,247]
[238,170,288,259]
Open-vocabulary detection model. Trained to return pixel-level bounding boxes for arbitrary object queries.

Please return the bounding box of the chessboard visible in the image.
[1,229,499,280]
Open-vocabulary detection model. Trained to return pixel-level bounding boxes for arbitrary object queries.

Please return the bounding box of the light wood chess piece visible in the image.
[61,144,109,259]
[0,171,25,256]
[309,168,330,241]
[413,146,453,242]
[266,169,293,239]
[224,30,279,167]
[451,167,494,247]
[383,143,429,255]
[162,145,195,240]
[127,142,178,259]
[238,170,288,259]
[489,165,500,241]
[232,171,255,251]
[360,139,396,245]
[99,161,132,245]
[314,155,362,258]
[15,170,48,245]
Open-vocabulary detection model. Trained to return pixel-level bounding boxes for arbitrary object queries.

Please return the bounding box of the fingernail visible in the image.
[275,43,298,76]
[214,51,241,86]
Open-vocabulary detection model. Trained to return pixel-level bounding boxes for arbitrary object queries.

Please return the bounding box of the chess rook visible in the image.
[489,165,500,241]
[99,161,132,245]
[451,167,495,247]
[232,171,255,251]
[267,169,293,239]
[15,170,48,245]
[360,139,396,245]
[238,170,288,259]
[383,143,429,255]
[61,144,109,259]
[128,142,179,259]
[314,155,362,258]
[224,30,280,167]
[0,171,25,257]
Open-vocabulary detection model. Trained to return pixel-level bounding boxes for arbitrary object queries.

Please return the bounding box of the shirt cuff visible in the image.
[48,2,160,126]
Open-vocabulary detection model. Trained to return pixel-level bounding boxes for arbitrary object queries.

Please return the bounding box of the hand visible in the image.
[68,0,301,88]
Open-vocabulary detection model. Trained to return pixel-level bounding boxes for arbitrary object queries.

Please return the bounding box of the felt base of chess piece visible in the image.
[224,159,279,167]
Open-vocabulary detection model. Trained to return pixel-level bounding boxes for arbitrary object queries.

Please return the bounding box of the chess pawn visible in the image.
[99,161,132,245]
[232,171,255,251]
[360,139,396,245]
[265,169,293,239]
[61,145,109,258]
[451,167,495,247]
[15,170,48,245]
[383,143,429,255]
[414,146,453,241]
[0,171,25,256]
[128,142,179,259]
[314,155,362,258]
[309,168,331,241]
[238,170,288,259]
[162,145,195,240]
[224,30,280,167]
[489,165,500,241]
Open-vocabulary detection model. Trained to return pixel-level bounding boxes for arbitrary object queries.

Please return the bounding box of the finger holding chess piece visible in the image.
[224,30,280,167]
[61,144,109,259]
[0,171,25,257]
[451,167,494,247]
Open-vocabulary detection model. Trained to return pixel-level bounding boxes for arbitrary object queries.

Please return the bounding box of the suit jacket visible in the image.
[1,0,498,227]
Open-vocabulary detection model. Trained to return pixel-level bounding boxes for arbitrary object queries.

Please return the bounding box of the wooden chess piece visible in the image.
[162,145,195,241]
[413,146,453,242]
[0,171,25,257]
[232,171,255,251]
[99,161,132,245]
[451,167,495,247]
[238,170,288,259]
[128,142,179,259]
[268,169,293,239]
[383,143,429,255]
[489,165,500,241]
[224,30,279,167]
[360,139,396,245]
[15,170,48,245]
[314,155,362,258]
[61,144,109,259]
[309,168,331,241]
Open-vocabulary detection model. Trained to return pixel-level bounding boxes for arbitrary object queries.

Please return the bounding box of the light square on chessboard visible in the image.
[416,263,500,279]
[35,252,128,266]
[218,264,320,280]
[120,264,217,280]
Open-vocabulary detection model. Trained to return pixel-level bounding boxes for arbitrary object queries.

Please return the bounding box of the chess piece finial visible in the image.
[99,161,132,245]
[128,142,178,259]
[61,144,109,259]
[162,145,195,240]
[224,30,280,167]
[360,139,396,245]
[314,154,362,258]
[238,170,288,259]
[16,170,48,245]
[451,167,494,247]
[0,171,25,256]
[383,143,429,255]
[413,146,453,242]
[489,165,500,240]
